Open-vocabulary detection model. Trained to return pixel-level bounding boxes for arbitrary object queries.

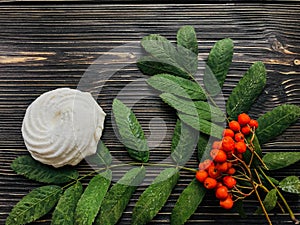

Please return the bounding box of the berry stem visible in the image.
[234,154,272,225]
[247,149,254,167]
[253,185,273,225]
[236,184,253,190]
[246,133,269,170]
[232,186,255,197]
[253,151,269,170]
[254,168,263,185]
[259,167,299,224]
[62,162,198,191]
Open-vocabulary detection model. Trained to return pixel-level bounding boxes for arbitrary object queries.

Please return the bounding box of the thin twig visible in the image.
[259,167,299,224]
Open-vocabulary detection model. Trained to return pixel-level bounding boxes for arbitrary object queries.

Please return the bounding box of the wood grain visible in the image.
[0,4,299,225]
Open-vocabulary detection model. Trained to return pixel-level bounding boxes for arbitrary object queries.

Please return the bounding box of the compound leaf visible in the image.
[171,179,206,225]
[11,155,79,184]
[6,185,62,225]
[226,62,266,120]
[112,99,149,162]
[132,168,179,225]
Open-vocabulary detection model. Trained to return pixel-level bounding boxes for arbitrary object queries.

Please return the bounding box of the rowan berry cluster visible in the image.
[196,113,259,210]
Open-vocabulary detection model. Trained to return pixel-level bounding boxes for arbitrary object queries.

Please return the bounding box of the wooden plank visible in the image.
[1,0,299,3]
[0,4,299,225]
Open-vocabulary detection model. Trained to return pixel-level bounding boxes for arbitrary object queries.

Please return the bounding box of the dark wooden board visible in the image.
[0,4,299,225]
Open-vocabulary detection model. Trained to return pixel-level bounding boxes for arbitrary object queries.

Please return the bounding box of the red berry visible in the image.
[204,177,217,189]
[220,196,234,209]
[215,182,223,189]
[238,113,251,126]
[216,186,229,200]
[227,162,232,168]
[235,141,247,153]
[223,176,237,189]
[227,167,236,175]
[196,170,208,183]
[210,149,227,163]
[212,141,222,150]
[229,120,241,132]
[222,136,235,152]
[249,119,259,129]
[216,162,228,173]
[208,165,221,179]
[199,159,213,170]
[234,133,245,142]
[223,129,235,138]
[241,126,251,135]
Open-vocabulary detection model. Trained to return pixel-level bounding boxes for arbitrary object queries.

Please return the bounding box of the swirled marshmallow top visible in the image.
[22,88,106,168]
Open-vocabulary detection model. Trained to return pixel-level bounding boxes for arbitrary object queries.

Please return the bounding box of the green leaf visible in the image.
[85,141,112,166]
[171,179,206,225]
[6,185,62,225]
[204,38,233,96]
[177,25,198,55]
[255,189,277,214]
[279,176,300,194]
[132,168,179,225]
[226,62,266,120]
[141,34,185,74]
[171,120,199,165]
[112,99,149,162]
[74,170,112,225]
[177,44,198,75]
[52,182,83,225]
[259,175,280,191]
[256,104,300,144]
[178,113,224,138]
[160,93,225,122]
[197,135,211,162]
[233,200,247,218]
[262,152,300,170]
[95,167,146,225]
[147,74,206,100]
[141,34,180,69]
[140,34,196,77]
[11,155,79,184]
[267,176,280,186]
[137,56,191,79]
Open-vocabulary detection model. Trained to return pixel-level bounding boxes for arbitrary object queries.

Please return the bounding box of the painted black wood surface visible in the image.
[0,4,299,225]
